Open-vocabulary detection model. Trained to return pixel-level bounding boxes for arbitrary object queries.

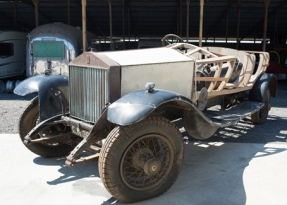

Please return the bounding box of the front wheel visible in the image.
[19,97,74,157]
[251,88,271,124]
[99,117,184,202]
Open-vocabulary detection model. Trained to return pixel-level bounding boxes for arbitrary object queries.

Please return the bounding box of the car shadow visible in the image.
[33,153,100,185]
[158,116,286,205]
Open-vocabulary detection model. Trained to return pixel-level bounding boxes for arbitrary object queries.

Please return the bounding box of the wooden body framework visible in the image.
[168,43,269,101]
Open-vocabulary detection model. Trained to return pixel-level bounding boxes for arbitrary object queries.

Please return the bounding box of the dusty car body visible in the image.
[14,34,277,202]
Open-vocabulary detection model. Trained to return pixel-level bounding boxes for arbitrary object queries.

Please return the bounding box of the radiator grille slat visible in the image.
[69,66,109,123]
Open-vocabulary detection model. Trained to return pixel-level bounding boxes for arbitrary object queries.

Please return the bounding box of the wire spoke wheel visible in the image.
[99,117,184,203]
[120,134,174,191]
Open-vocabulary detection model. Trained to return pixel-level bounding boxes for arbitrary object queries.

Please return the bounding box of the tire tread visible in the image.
[99,116,184,202]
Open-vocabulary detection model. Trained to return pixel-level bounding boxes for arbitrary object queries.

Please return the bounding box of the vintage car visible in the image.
[14,34,277,202]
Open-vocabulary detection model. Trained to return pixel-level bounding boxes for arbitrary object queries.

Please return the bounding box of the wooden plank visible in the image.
[196,55,236,64]
[196,77,229,81]
[207,85,253,98]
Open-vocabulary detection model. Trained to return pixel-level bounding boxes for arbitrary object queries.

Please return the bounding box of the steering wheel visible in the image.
[268,51,280,63]
[162,34,184,47]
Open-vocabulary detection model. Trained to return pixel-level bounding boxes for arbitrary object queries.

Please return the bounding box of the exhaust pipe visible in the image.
[6,80,16,93]
[0,80,5,93]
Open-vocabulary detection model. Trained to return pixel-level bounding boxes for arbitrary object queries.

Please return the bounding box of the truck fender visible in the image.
[249,73,277,102]
[107,89,191,126]
[14,75,69,122]
[107,89,219,140]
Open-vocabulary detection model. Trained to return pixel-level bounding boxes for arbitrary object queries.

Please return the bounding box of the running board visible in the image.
[206,101,264,127]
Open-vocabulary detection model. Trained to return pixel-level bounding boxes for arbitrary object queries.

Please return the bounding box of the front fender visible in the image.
[107,89,220,140]
[14,75,69,122]
[107,89,194,126]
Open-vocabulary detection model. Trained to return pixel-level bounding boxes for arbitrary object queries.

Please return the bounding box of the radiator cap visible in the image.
[145,82,155,93]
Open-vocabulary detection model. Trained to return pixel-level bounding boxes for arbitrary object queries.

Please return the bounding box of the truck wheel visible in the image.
[19,97,73,157]
[251,88,270,124]
[99,117,184,202]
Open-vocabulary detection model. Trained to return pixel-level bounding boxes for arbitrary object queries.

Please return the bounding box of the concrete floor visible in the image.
[1,134,287,205]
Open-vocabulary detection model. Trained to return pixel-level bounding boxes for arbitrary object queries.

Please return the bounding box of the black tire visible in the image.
[99,117,184,203]
[251,88,271,124]
[19,97,73,157]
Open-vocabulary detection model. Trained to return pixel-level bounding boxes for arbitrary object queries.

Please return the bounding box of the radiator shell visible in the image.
[69,48,195,123]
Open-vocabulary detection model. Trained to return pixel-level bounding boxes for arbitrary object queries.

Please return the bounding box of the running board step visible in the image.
[206,101,264,127]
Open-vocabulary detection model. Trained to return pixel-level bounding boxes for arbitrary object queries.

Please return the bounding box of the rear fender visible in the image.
[249,73,277,101]
[14,74,69,122]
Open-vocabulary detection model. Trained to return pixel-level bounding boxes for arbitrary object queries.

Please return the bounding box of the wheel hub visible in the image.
[144,158,161,176]
[132,148,153,169]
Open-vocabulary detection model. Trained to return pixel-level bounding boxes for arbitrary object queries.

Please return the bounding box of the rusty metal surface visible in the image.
[65,110,110,167]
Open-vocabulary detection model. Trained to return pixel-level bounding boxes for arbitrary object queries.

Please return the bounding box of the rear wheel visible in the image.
[251,88,270,124]
[19,97,73,157]
[99,117,184,202]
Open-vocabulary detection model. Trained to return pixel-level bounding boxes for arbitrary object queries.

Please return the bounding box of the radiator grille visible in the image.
[69,66,109,123]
